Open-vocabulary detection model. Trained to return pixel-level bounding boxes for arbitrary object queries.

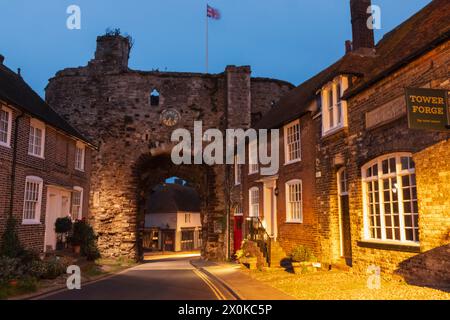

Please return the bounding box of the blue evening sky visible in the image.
[0,0,431,97]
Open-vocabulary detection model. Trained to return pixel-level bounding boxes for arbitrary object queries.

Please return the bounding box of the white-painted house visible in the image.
[144,183,202,252]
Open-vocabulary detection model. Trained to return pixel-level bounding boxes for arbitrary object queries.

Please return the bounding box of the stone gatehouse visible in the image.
[45,34,293,260]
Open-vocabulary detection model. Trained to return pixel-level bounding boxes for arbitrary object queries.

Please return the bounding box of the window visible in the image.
[284,120,301,164]
[28,119,45,158]
[75,141,85,171]
[234,154,242,185]
[248,140,259,174]
[23,176,43,224]
[286,180,302,223]
[150,89,160,106]
[71,187,83,220]
[338,168,348,195]
[249,187,260,217]
[233,203,243,216]
[362,154,419,243]
[0,106,12,147]
[322,76,348,135]
[185,213,191,223]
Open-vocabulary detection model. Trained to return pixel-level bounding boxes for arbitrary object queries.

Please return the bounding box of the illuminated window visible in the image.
[75,141,85,171]
[362,153,419,243]
[234,154,242,185]
[248,140,259,175]
[286,180,302,223]
[322,76,348,135]
[71,187,83,220]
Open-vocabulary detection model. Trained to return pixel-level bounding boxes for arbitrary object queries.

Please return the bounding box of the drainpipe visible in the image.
[8,110,24,217]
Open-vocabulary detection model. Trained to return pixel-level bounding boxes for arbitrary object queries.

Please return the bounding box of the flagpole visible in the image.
[206,4,209,74]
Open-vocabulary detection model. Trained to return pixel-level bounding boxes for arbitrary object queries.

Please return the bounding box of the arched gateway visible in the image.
[45,34,293,260]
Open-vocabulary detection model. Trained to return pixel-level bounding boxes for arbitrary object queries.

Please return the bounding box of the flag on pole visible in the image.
[207,5,221,20]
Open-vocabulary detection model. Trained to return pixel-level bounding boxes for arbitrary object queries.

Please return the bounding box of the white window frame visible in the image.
[321,76,348,136]
[0,105,13,148]
[28,118,45,158]
[75,141,86,172]
[249,187,260,217]
[234,203,243,216]
[248,140,259,175]
[285,179,303,223]
[234,154,242,185]
[185,213,191,223]
[71,186,84,220]
[361,153,419,245]
[22,176,43,225]
[284,119,301,164]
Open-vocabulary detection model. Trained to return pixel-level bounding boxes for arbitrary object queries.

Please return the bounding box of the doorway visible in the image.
[263,180,277,239]
[337,168,352,266]
[44,187,72,251]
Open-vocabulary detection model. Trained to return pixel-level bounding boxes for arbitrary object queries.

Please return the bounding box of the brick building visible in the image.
[241,0,450,283]
[0,56,94,253]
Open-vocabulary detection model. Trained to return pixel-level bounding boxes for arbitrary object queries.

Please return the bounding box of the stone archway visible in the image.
[132,153,224,260]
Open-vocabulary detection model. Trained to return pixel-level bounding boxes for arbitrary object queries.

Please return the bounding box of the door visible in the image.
[233,215,243,252]
[181,229,194,251]
[162,230,175,251]
[44,188,71,251]
[338,168,352,265]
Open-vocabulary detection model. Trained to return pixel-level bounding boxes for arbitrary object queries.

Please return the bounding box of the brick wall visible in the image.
[0,105,92,253]
[346,40,450,283]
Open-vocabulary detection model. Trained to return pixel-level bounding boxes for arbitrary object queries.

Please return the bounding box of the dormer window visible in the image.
[321,76,348,136]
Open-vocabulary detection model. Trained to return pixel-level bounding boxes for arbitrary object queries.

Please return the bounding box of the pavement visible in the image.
[28,253,293,300]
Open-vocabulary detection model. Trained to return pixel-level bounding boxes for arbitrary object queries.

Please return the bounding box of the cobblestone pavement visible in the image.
[241,268,450,300]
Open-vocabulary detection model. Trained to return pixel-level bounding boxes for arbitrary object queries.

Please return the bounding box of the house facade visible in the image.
[240,0,450,283]
[0,56,93,253]
[143,183,202,252]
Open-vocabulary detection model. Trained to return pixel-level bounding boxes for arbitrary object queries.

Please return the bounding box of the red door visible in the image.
[233,216,243,253]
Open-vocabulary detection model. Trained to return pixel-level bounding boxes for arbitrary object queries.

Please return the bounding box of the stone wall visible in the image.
[45,34,293,260]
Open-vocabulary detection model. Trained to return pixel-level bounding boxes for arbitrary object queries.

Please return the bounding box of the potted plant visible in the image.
[54,217,72,251]
[290,245,317,275]
[69,220,84,255]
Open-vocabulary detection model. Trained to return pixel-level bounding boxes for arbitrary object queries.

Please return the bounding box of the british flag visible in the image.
[207,5,221,20]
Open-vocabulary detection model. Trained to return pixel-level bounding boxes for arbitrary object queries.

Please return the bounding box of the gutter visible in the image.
[8,110,24,217]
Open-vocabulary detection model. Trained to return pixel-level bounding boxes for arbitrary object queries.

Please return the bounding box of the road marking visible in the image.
[193,269,227,300]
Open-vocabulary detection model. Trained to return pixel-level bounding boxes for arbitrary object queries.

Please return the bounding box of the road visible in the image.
[36,254,233,300]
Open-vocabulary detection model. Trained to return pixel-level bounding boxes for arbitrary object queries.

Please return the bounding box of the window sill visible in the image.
[284,158,301,166]
[248,172,258,176]
[285,220,303,224]
[28,153,45,160]
[22,221,41,226]
[0,142,11,148]
[357,240,420,253]
[75,168,85,173]
[322,125,346,138]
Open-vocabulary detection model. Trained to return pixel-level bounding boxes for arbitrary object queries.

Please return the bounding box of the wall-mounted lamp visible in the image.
[274,187,279,197]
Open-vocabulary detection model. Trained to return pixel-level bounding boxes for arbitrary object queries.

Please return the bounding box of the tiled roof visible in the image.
[0,62,94,146]
[256,0,450,130]
[146,183,200,214]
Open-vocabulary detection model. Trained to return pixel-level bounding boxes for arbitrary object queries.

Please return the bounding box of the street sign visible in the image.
[405,88,450,131]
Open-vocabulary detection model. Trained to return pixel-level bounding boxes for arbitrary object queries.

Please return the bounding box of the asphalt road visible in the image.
[37,255,231,300]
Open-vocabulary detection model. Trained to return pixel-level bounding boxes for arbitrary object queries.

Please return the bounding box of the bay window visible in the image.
[362,153,419,244]
[321,76,348,135]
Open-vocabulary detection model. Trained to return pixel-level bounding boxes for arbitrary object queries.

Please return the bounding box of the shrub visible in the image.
[55,217,72,234]
[0,256,25,282]
[71,220,101,260]
[290,245,316,263]
[0,216,24,258]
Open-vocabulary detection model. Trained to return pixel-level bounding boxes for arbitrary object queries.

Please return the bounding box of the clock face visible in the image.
[160,109,181,127]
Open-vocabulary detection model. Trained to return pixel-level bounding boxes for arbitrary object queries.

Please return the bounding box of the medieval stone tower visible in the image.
[45,34,293,260]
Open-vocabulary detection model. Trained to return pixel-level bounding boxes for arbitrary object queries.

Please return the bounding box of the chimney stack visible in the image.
[345,40,353,54]
[350,0,375,51]
[0,54,4,65]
